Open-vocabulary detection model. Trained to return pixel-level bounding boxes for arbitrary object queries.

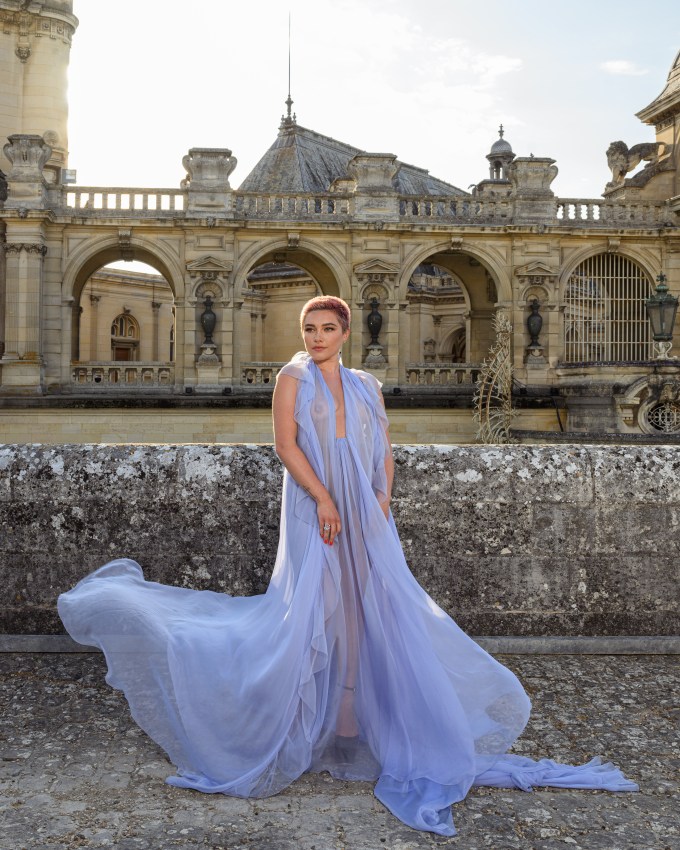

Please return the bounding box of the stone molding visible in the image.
[3,242,47,255]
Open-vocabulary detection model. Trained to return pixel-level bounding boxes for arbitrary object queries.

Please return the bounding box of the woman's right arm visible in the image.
[272,374,341,544]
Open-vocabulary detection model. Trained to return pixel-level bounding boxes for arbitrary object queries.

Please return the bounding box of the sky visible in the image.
[67,0,679,200]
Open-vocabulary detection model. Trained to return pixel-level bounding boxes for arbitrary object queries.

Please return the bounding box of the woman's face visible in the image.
[301,309,350,366]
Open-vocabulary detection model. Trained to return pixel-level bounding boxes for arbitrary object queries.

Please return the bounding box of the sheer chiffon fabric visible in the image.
[58,352,637,836]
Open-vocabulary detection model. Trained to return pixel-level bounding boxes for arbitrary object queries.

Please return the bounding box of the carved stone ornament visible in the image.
[354,259,399,299]
[450,237,464,252]
[186,255,232,282]
[15,44,30,62]
[514,262,558,302]
[3,243,47,256]
[605,141,663,189]
[346,153,400,191]
[3,134,52,181]
[181,148,237,190]
[507,157,558,197]
[118,229,134,261]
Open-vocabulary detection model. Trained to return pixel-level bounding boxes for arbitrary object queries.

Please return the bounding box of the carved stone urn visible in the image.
[367,297,383,345]
[200,296,217,346]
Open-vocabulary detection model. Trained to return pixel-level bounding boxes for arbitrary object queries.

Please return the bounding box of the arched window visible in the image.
[111,313,140,361]
[563,254,653,363]
[450,327,466,362]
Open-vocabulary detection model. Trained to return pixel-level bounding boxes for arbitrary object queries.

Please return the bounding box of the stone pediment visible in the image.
[353,259,400,278]
[186,255,233,279]
[514,261,557,278]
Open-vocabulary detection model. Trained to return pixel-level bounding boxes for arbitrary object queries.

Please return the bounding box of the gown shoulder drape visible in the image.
[58,351,637,837]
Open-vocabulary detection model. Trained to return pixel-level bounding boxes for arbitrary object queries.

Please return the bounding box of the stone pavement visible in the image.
[0,653,677,850]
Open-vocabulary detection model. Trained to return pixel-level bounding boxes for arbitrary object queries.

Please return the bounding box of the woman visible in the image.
[58,295,636,836]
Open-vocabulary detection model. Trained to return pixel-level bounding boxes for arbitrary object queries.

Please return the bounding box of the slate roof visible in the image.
[238,122,468,197]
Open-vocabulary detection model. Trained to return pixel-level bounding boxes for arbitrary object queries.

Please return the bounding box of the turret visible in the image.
[475,125,515,196]
[0,0,79,181]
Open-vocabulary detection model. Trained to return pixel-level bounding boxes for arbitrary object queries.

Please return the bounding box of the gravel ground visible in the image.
[0,653,677,850]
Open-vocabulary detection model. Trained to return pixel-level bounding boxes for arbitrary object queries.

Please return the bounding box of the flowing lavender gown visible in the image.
[58,352,637,836]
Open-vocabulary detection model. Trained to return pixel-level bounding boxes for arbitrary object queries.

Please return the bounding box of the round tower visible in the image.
[0,0,78,180]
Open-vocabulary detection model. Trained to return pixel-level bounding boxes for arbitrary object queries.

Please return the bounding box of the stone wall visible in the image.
[0,407,562,445]
[1,444,677,636]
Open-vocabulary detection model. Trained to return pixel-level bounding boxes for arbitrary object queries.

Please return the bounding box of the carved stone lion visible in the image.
[606,140,660,187]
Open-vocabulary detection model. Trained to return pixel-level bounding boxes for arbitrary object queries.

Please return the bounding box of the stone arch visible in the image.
[397,241,511,305]
[559,249,655,364]
[60,233,184,381]
[439,325,467,362]
[232,237,350,301]
[62,233,185,304]
[557,244,657,302]
[231,237,350,372]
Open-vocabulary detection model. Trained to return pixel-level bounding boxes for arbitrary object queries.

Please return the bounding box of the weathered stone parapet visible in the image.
[1,443,677,637]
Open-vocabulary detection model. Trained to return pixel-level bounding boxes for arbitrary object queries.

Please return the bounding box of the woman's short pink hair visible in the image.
[300,296,351,333]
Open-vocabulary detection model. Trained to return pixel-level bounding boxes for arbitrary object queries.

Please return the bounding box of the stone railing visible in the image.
[234,192,352,219]
[241,361,285,385]
[399,196,512,223]
[53,185,672,228]
[406,362,481,386]
[71,362,174,389]
[62,187,186,215]
[556,198,670,226]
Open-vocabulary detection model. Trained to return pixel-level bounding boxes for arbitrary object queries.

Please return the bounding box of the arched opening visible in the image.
[72,259,175,390]
[236,245,345,383]
[563,253,654,363]
[245,261,320,366]
[407,263,468,362]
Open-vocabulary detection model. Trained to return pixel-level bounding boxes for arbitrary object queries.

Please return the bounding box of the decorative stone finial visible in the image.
[498,124,504,139]
[280,94,297,129]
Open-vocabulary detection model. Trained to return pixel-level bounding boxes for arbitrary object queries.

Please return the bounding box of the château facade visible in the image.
[1,0,680,443]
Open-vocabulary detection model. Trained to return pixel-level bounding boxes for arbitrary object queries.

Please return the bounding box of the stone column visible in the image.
[1,238,47,392]
[89,294,100,361]
[151,301,161,361]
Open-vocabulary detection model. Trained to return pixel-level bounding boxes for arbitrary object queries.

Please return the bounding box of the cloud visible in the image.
[601,60,648,76]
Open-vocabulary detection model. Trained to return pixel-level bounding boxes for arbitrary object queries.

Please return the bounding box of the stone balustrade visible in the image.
[63,187,186,215]
[241,362,284,385]
[51,185,671,227]
[399,196,512,222]
[71,362,174,390]
[556,198,670,226]
[234,193,352,219]
[406,362,481,386]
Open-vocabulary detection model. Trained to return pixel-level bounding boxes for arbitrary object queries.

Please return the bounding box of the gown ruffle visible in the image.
[58,352,638,836]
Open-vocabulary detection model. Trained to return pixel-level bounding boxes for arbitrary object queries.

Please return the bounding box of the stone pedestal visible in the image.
[347,153,400,222]
[0,358,45,394]
[3,135,52,210]
[195,344,222,392]
[182,148,237,215]
[508,157,558,223]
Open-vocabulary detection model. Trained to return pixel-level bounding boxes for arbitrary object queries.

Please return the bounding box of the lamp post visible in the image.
[646,273,679,360]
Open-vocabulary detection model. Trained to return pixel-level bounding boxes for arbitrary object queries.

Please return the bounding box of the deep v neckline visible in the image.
[317,363,347,439]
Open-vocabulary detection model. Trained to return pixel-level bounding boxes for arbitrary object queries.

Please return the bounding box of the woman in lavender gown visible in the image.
[58,295,637,836]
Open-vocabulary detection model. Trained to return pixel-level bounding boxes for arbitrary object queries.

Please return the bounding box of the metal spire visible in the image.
[498,124,504,138]
[280,13,297,129]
